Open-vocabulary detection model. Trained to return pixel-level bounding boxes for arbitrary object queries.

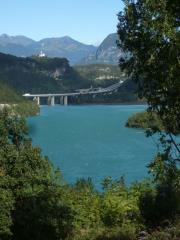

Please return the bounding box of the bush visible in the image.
[126,111,163,131]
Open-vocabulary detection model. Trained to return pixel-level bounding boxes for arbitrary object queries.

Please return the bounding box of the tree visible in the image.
[0,109,74,240]
[117,0,180,165]
[117,0,180,224]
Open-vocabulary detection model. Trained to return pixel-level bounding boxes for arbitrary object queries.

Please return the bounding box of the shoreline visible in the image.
[38,102,147,107]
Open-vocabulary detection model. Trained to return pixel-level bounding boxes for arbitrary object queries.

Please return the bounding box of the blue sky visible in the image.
[0,0,124,45]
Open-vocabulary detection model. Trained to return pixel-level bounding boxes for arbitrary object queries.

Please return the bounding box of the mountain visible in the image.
[0,34,97,65]
[0,34,35,46]
[0,33,126,65]
[79,33,126,65]
[0,52,90,94]
[38,36,96,64]
[0,34,36,57]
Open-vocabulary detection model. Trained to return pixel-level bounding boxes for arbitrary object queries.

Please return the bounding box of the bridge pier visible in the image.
[64,96,68,106]
[33,96,40,105]
[60,96,64,105]
[47,96,55,106]
[51,96,55,106]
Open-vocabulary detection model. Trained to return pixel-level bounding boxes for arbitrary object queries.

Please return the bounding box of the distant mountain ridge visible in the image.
[0,34,35,46]
[0,33,125,65]
[0,34,97,65]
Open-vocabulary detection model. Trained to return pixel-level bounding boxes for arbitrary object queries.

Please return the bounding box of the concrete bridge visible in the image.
[23,80,124,106]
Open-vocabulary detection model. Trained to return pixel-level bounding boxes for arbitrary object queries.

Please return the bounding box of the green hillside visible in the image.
[75,64,126,87]
[74,64,138,103]
[0,82,39,116]
[0,53,138,104]
[0,53,90,94]
[0,82,23,103]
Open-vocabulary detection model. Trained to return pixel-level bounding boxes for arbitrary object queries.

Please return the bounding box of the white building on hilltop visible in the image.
[38,50,46,58]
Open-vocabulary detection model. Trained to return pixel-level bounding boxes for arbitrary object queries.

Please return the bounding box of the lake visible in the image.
[28,105,157,189]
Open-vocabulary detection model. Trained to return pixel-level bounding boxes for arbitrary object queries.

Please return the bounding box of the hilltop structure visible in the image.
[38,50,46,58]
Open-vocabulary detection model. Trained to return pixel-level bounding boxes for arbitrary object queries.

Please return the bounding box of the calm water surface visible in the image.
[28,105,157,189]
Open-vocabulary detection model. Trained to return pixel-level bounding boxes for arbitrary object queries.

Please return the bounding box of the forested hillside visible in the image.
[0,52,138,103]
[0,82,39,116]
[0,53,90,94]
[0,82,23,103]
[75,64,126,87]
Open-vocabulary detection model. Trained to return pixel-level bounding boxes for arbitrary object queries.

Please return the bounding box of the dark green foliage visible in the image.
[12,188,74,240]
[0,109,74,240]
[72,91,137,105]
[117,0,180,236]
[0,188,14,240]
[139,153,180,227]
[146,220,180,240]
[0,52,89,94]
[74,178,95,192]
[75,64,124,86]
[117,0,180,135]
[139,183,179,227]
[0,82,39,116]
[12,101,39,117]
[0,82,24,103]
[126,111,164,131]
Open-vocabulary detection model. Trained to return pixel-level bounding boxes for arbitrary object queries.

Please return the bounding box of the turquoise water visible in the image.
[28,105,157,189]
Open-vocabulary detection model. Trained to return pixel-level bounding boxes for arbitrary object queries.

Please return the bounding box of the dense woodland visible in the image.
[0,0,180,239]
[0,82,39,116]
[0,53,90,93]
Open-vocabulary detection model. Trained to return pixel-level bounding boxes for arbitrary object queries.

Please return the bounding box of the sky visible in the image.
[0,0,124,45]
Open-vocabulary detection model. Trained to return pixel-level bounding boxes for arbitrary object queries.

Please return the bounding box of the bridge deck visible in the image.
[23,81,124,98]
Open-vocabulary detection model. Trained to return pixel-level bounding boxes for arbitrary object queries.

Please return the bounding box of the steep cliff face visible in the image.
[79,33,126,65]
[0,53,89,94]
